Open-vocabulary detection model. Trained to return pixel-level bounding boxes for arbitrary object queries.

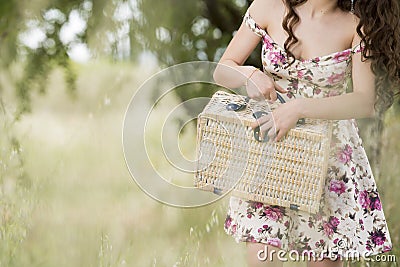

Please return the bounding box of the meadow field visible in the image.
[0,61,398,266]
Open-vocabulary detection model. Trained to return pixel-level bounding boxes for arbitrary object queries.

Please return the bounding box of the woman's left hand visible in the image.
[251,99,302,142]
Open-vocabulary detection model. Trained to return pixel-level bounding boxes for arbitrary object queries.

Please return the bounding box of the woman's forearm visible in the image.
[213,60,257,88]
[296,91,376,120]
[215,60,376,120]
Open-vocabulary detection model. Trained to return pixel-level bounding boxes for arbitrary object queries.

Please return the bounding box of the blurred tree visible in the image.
[137,0,260,64]
[0,0,262,115]
[135,0,262,101]
[0,0,111,115]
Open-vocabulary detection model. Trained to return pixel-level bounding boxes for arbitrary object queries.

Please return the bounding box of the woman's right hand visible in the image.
[246,69,287,101]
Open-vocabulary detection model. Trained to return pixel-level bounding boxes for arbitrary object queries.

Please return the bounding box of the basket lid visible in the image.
[200,91,276,125]
[199,91,332,134]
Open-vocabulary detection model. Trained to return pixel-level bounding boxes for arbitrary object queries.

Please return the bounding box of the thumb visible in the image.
[274,82,287,93]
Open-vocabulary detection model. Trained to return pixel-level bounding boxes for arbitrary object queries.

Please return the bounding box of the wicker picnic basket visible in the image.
[194,91,333,213]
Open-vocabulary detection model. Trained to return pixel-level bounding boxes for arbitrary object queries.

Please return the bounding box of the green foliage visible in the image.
[1,0,264,113]
[0,1,21,67]
[136,0,262,102]
[16,44,76,116]
[0,102,33,267]
[1,0,95,116]
[137,0,259,64]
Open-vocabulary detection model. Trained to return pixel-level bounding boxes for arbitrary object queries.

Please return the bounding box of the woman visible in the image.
[213,0,400,266]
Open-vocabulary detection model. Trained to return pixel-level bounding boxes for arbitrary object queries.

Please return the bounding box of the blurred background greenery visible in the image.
[0,0,398,266]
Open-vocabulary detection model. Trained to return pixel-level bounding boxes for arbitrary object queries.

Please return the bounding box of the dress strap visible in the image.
[351,42,364,54]
[243,9,267,38]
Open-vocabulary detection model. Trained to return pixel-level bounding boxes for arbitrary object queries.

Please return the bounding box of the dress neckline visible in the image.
[244,9,362,64]
[262,31,362,64]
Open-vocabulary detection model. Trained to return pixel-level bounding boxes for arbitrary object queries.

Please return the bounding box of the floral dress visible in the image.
[223,8,393,259]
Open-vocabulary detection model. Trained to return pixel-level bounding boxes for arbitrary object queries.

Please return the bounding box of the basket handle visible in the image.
[252,92,305,142]
[253,111,270,142]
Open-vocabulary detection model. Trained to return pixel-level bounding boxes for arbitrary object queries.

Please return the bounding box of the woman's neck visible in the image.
[297,0,339,18]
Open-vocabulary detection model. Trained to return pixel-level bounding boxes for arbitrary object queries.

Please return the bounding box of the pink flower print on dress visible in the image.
[297,70,304,79]
[327,72,346,85]
[333,50,352,63]
[315,239,326,248]
[337,144,353,164]
[372,198,382,211]
[369,229,387,246]
[359,190,382,211]
[314,88,322,95]
[258,224,271,234]
[329,216,340,228]
[263,37,274,50]
[358,190,371,210]
[383,245,392,252]
[224,215,232,229]
[267,238,282,248]
[254,202,263,209]
[267,51,286,66]
[231,224,237,234]
[323,216,340,237]
[327,90,340,97]
[329,179,347,195]
[323,222,334,237]
[263,206,284,221]
[247,235,257,243]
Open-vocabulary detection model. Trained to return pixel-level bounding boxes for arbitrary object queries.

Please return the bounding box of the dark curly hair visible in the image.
[282,0,400,115]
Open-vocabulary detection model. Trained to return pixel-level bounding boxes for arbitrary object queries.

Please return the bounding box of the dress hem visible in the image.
[224,226,393,260]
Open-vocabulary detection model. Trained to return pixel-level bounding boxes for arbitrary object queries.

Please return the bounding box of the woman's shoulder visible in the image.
[247,0,285,30]
[339,10,359,27]
[333,9,360,47]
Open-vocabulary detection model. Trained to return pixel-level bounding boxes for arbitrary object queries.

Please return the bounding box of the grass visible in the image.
[0,60,398,266]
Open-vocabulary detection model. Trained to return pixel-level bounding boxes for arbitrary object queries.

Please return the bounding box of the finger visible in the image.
[260,91,270,101]
[274,129,286,142]
[256,94,267,101]
[251,115,270,129]
[260,85,273,101]
[248,92,261,100]
[259,119,274,133]
[250,92,265,101]
[274,82,288,93]
[267,125,277,139]
[269,90,277,102]
[259,119,273,140]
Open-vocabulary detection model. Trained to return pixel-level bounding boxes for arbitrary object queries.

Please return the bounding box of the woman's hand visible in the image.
[246,69,287,101]
[251,99,302,142]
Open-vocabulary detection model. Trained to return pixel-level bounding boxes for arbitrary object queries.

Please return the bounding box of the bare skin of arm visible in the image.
[213,0,287,100]
[213,0,376,142]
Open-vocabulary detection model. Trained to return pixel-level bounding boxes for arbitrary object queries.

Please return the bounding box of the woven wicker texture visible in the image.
[194,91,332,213]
